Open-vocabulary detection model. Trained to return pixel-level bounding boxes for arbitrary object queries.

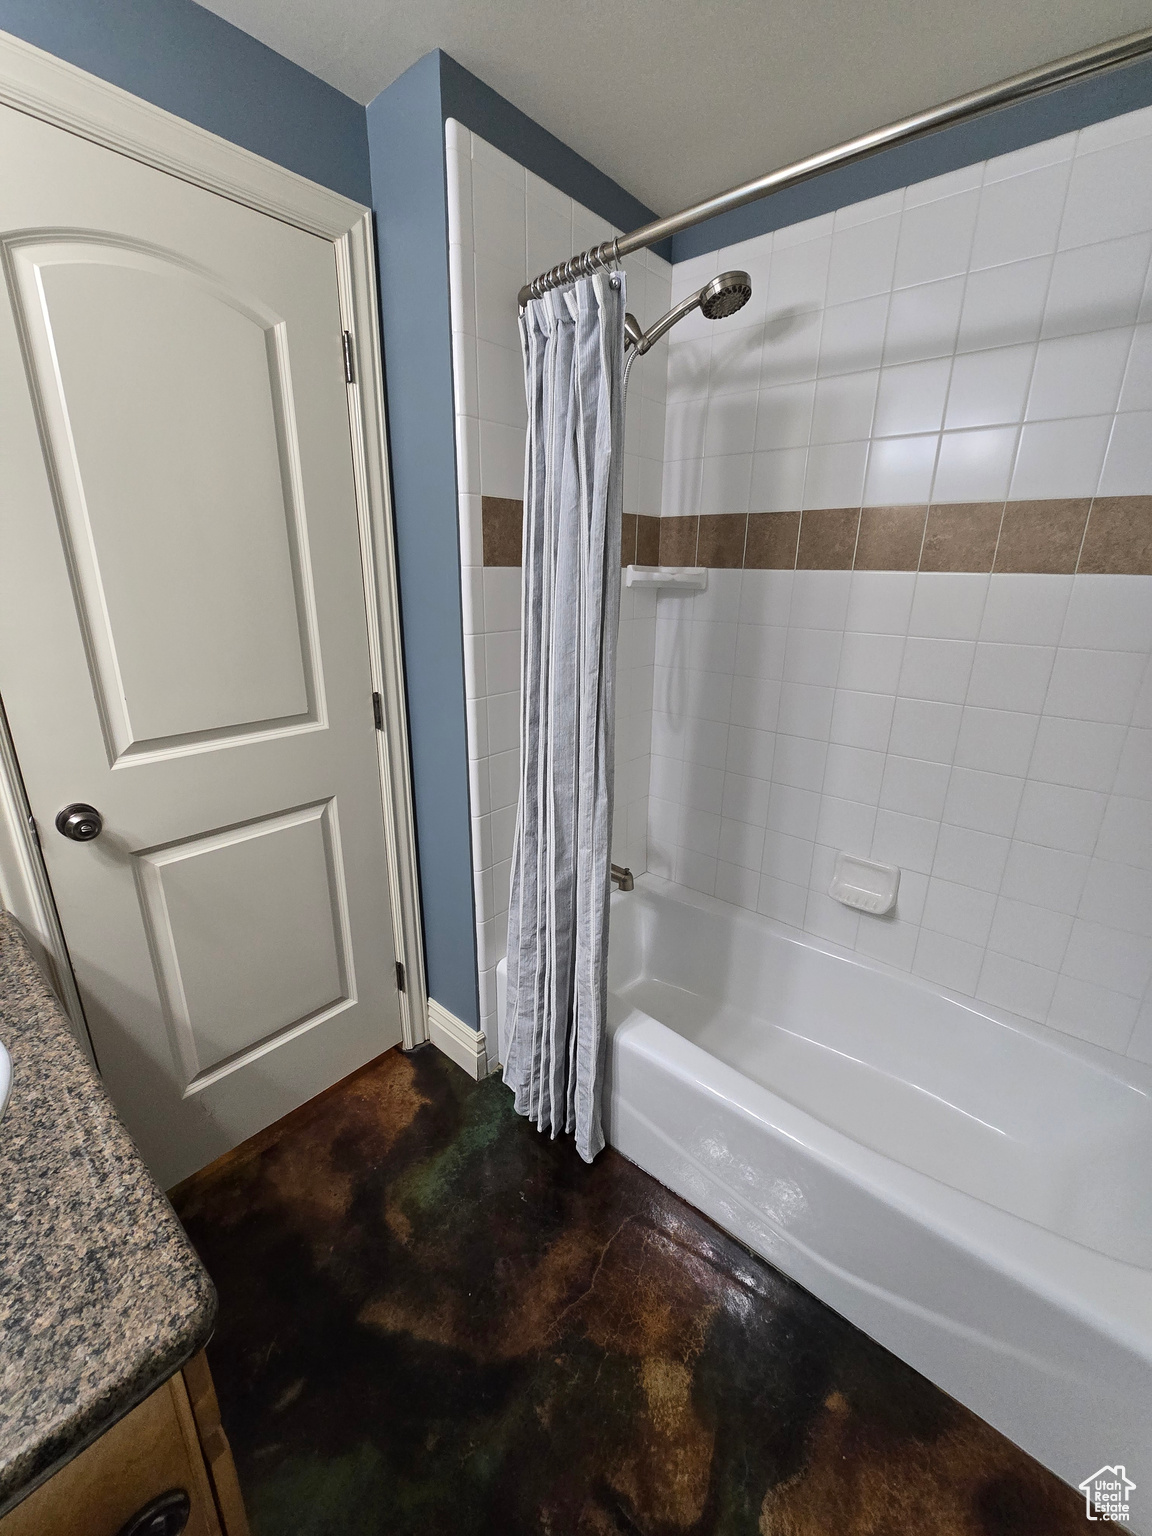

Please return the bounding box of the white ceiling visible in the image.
[195,0,1152,215]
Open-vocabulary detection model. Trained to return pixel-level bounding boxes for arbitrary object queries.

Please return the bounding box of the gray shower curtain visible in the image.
[501,271,627,1163]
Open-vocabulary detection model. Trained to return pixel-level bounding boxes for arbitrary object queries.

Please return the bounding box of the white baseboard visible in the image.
[427,999,488,1080]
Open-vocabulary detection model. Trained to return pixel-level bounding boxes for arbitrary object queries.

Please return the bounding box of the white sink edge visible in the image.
[0,1038,10,1124]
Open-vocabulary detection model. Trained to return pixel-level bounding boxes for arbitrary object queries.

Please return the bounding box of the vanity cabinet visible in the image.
[0,1353,248,1536]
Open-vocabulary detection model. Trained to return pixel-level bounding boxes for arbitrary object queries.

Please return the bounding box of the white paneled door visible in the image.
[0,103,402,1187]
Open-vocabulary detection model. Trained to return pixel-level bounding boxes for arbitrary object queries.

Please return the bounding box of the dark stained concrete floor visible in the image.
[171,1045,1097,1535]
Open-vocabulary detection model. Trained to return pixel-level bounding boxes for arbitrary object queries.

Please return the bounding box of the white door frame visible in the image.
[0,27,429,1053]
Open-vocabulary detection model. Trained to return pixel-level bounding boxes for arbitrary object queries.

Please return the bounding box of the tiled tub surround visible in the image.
[445,119,671,1039]
[645,105,1152,1069]
[647,565,1152,1063]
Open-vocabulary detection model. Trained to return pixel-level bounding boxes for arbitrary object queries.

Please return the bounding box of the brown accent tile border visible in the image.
[854,506,926,571]
[1078,496,1152,575]
[697,513,747,568]
[659,516,699,566]
[745,512,800,569]
[482,497,1152,574]
[797,507,860,569]
[636,514,661,565]
[620,513,638,568]
[481,497,522,566]
[920,503,1003,572]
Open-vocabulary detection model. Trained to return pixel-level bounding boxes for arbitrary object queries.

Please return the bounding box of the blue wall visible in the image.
[366,51,662,1030]
[0,0,370,201]
[367,54,481,1029]
[673,55,1152,262]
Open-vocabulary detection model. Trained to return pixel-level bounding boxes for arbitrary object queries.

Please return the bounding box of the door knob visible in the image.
[55,803,103,842]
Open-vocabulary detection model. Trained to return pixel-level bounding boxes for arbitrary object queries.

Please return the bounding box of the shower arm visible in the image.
[517,26,1152,308]
[624,288,708,354]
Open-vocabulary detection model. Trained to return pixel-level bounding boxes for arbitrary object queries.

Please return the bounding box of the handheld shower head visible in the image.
[700,270,753,320]
[625,269,753,355]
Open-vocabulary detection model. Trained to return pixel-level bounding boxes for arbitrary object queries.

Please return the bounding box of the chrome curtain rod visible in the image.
[518,26,1152,307]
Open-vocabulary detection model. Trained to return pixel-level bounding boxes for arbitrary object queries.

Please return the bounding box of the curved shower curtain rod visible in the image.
[518,26,1152,309]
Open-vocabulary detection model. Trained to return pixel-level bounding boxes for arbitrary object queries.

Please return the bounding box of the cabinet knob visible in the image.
[116,1488,191,1536]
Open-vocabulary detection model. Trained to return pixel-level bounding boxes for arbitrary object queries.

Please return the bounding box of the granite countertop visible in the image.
[0,913,216,1514]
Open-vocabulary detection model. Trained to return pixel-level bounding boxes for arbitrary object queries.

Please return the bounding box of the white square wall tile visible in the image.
[844,572,916,635]
[1028,717,1127,792]
[977,951,1058,1023]
[826,215,901,303]
[1096,795,1152,871]
[979,575,1072,647]
[879,755,952,820]
[913,928,984,994]
[818,295,890,375]
[1077,858,1152,940]
[1014,780,1107,855]
[811,371,879,443]
[822,742,886,802]
[931,426,1018,503]
[1063,918,1152,997]
[922,877,996,945]
[863,434,939,504]
[1059,136,1152,251]
[888,698,963,762]
[908,573,989,641]
[893,191,980,287]
[1119,324,1152,411]
[1115,727,1152,798]
[883,276,965,364]
[1044,648,1146,725]
[970,162,1071,270]
[988,896,1073,970]
[966,643,1054,713]
[805,890,860,947]
[789,570,852,629]
[957,256,1052,351]
[932,823,1010,891]
[1047,975,1139,1052]
[758,876,809,928]
[1026,328,1133,421]
[1001,840,1089,914]
[716,860,761,909]
[873,358,952,436]
[837,632,905,693]
[1042,233,1152,339]
[871,807,939,873]
[830,689,897,751]
[1009,416,1112,500]
[1128,995,1152,1065]
[802,440,869,509]
[954,705,1039,776]
[942,766,1024,836]
[1098,411,1152,496]
[755,380,817,450]
[944,344,1036,430]
[897,637,975,704]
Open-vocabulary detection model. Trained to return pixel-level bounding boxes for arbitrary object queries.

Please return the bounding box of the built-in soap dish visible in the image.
[626,565,707,590]
[829,852,899,916]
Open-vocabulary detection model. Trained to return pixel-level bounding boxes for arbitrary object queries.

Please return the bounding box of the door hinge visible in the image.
[372,691,384,730]
[342,330,355,384]
[395,960,406,993]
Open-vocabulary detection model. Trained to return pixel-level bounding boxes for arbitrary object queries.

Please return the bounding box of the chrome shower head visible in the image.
[700,270,752,320]
[625,269,754,356]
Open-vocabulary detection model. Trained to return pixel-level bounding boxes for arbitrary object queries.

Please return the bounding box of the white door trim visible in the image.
[0,26,429,1050]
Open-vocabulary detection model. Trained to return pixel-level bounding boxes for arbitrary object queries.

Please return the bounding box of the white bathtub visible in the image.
[498,875,1152,1526]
